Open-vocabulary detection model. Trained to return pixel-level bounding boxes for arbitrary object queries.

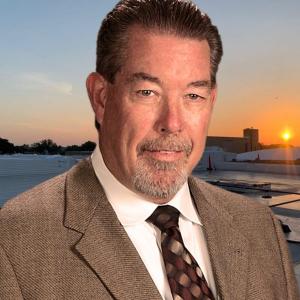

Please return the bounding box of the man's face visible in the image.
[90,27,216,203]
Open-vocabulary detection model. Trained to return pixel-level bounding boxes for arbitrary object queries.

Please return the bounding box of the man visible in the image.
[0,0,298,299]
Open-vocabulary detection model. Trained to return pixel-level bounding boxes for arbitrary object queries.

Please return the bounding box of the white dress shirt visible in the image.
[91,145,217,299]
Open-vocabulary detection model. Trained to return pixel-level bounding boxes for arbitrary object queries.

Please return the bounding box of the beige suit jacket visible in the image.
[0,159,299,299]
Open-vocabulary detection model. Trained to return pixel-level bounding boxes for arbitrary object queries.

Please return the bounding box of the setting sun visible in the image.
[281,130,292,142]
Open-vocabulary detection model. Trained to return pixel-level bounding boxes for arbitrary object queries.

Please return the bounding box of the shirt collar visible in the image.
[91,145,202,227]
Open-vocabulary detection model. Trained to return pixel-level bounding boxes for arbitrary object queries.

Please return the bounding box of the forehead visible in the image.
[120,26,211,81]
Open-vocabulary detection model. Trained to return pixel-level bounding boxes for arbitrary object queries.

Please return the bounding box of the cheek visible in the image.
[188,110,211,138]
[121,109,155,152]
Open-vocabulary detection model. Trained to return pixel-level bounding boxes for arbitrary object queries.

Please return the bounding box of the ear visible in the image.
[86,72,108,127]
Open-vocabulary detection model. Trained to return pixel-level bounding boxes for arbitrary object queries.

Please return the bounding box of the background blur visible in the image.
[1,0,299,146]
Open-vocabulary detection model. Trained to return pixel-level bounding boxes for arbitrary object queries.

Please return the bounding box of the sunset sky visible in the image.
[1,1,299,146]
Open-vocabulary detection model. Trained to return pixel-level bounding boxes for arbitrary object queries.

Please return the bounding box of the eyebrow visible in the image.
[126,72,211,89]
[126,72,162,85]
[187,80,211,89]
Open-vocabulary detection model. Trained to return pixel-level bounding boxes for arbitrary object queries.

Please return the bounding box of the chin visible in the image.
[132,169,188,201]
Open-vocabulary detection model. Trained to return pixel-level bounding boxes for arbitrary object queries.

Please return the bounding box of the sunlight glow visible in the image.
[282,130,291,142]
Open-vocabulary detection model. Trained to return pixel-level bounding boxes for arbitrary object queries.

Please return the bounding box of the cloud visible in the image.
[20,72,73,96]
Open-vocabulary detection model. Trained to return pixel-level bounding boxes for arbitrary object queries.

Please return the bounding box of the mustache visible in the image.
[137,136,192,156]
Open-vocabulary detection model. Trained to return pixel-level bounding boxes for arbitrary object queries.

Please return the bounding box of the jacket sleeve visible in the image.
[272,215,300,300]
[0,244,24,300]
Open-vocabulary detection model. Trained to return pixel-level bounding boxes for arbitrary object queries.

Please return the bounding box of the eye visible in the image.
[136,90,154,97]
[185,93,206,101]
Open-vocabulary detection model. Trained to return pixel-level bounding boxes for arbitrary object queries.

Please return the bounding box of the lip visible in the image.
[143,150,184,161]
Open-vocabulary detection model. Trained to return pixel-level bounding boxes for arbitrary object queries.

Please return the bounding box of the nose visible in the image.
[155,99,183,134]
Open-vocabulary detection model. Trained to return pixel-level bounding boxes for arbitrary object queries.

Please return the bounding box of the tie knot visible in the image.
[148,205,180,232]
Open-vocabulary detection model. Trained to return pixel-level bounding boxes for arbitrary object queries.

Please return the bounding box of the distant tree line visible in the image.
[0,138,96,155]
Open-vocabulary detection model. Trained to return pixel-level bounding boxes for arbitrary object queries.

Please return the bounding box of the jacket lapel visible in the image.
[189,177,249,300]
[64,159,162,300]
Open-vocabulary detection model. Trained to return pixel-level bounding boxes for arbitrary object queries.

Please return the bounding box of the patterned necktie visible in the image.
[148,205,214,300]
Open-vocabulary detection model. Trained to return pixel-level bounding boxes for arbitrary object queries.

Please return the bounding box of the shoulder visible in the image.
[1,171,66,215]
[1,172,65,215]
[0,172,67,242]
[188,175,270,216]
[188,176,284,255]
[0,159,93,236]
